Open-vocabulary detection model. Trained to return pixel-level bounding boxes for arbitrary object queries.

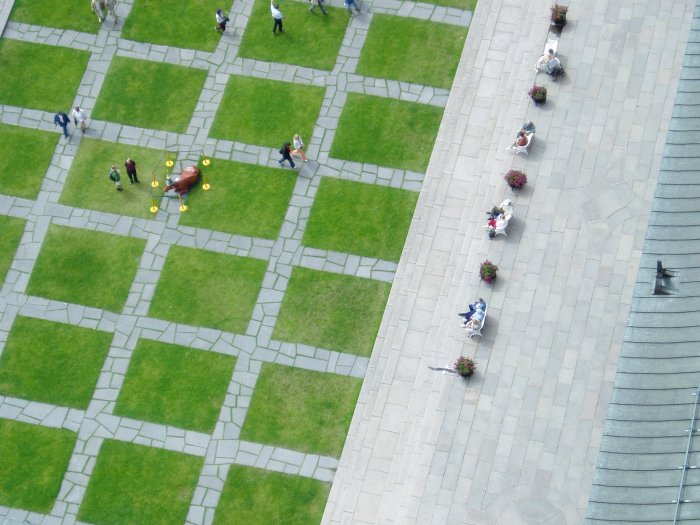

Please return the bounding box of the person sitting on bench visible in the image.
[459,298,486,326]
[535,48,555,70]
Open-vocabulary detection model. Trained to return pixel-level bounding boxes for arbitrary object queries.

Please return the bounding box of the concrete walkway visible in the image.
[324,0,696,523]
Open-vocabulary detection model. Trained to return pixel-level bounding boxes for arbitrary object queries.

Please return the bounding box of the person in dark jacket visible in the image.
[124,158,139,184]
[278,142,296,168]
[53,111,70,138]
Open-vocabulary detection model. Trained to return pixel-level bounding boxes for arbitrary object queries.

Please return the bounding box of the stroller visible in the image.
[546,57,565,80]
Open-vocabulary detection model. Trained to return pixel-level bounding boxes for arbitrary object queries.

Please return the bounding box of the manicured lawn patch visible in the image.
[0,316,111,409]
[241,363,361,456]
[303,178,417,261]
[10,0,99,32]
[330,94,443,172]
[210,75,324,148]
[61,138,171,218]
[238,0,347,70]
[0,40,89,112]
[0,420,76,513]
[148,246,266,333]
[0,124,59,199]
[214,466,330,525]
[92,57,207,133]
[358,15,467,88]
[0,216,26,283]
[179,159,296,239]
[273,267,390,356]
[115,340,235,432]
[122,0,221,51]
[26,225,146,312]
[78,440,202,525]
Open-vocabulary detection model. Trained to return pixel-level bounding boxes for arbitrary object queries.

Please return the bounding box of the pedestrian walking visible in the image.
[215,8,230,32]
[344,0,360,15]
[309,0,327,15]
[291,134,308,162]
[278,142,296,168]
[108,165,123,191]
[72,106,88,133]
[105,0,117,24]
[53,111,70,138]
[271,0,284,34]
[124,158,139,184]
[91,0,105,22]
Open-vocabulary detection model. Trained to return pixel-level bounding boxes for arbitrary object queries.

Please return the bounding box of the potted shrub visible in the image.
[504,169,527,190]
[528,84,547,104]
[480,260,498,283]
[455,356,477,378]
[551,3,568,29]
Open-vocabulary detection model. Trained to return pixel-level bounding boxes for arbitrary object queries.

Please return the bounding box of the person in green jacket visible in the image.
[108,165,123,191]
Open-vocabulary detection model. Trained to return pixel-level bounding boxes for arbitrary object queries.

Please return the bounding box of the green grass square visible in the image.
[78,440,202,525]
[238,0,347,70]
[358,15,467,88]
[92,57,207,133]
[240,363,361,456]
[303,178,417,261]
[0,40,90,112]
[148,246,267,333]
[0,215,26,283]
[273,267,389,356]
[0,316,111,409]
[210,75,324,148]
[0,124,59,199]
[214,465,330,525]
[115,340,235,432]
[60,138,172,219]
[122,0,222,51]
[330,94,443,172]
[0,420,76,513]
[26,225,146,312]
[10,0,100,32]
[179,159,296,239]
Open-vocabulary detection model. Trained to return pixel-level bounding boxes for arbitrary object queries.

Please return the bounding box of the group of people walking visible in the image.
[53,107,88,138]
[278,134,308,168]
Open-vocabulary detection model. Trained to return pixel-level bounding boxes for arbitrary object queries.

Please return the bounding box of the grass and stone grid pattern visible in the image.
[0,0,472,523]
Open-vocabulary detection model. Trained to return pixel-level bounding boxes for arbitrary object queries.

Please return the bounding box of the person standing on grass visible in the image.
[309,0,327,15]
[72,106,88,134]
[53,111,70,138]
[344,0,360,15]
[124,158,139,184]
[108,165,123,191]
[278,142,296,168]
[215,8,229,32]
[291,134,308,162]
[271,0,284,34]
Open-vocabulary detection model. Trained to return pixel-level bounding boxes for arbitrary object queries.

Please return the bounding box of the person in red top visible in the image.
[124,158,139,184]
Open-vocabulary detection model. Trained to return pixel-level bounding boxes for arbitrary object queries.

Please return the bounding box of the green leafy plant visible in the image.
[551,4,568,29]
[454,356,476,377]
[479,260,498,283]
[504,169,528,190]
[528,84,547,102]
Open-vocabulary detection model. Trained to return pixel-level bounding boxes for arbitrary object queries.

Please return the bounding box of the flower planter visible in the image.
[479,260,498,283]
[504,169,527,191]
[455,356,476,378]
[551,4,567,30]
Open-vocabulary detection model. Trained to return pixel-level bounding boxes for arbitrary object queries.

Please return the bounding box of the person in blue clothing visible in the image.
[344,0,360,15]
[53,111,70,138]
[458,298,486,326]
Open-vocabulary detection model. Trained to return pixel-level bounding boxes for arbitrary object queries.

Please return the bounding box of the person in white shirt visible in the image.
[534,48,555,71]
[215,8,229,32]
[271,0,284,34]
[72,106,87,134]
